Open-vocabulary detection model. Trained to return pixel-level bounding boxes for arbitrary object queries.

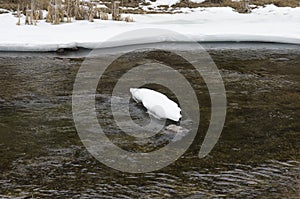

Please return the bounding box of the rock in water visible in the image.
[165,124,189,141]
[130,88,182,122]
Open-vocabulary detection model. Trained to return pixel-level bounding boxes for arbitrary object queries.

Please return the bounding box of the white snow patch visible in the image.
[190,0,206,3]
[0,5,300,51]
[0,8,9,12]
[130,88,182,122]
[96,4,108,9]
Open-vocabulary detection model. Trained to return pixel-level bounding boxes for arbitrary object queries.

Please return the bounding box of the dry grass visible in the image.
[100,12,108,20]
[251,0,300,7]
[140,1,151,6]
[172,0,299,13]
[195,0,247,12]
[0,0,299,13]
[0,0,49,11]
[170,0,246,13]
[121,9,147,14]
[124,15,134,22]
[0,3,17,10]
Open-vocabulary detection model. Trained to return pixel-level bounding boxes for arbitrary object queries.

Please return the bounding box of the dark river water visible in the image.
[0,43,299,198]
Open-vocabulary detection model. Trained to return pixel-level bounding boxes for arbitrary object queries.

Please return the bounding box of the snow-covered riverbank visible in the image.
[1,4,300,51]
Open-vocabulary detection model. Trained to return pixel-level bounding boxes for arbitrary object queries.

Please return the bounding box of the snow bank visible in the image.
[0,5,299,51]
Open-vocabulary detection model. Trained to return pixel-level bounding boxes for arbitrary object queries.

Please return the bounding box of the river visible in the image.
[0,43,299,198]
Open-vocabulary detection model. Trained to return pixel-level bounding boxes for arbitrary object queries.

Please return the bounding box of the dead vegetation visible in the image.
[251,0,300,7]
[124,15,134,22]
[100,12,108,20]
[173,0,300,11]
[0,0,49,11]
[8,0,135,25]
[0,0,299,13]
[171,0,298,13]
[1,0,299,19]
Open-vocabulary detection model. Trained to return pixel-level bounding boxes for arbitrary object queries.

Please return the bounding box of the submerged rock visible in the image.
[165,124,189,142]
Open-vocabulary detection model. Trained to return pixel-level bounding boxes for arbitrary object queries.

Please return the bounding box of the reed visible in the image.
[16,4,20,25]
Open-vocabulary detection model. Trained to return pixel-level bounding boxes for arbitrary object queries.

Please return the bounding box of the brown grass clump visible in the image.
[157,5,170,9]
[100,12,108,20]
[121,9,146,14]
[172,0,300,12]
[173,0,244,11]
[0,3,17,10]
[0,0,49,11]
[124,15,134,22]
[251,0,300,7]
[140,1,151,6]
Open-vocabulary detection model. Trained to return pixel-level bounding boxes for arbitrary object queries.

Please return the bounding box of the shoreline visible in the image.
[0,42,299,55]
